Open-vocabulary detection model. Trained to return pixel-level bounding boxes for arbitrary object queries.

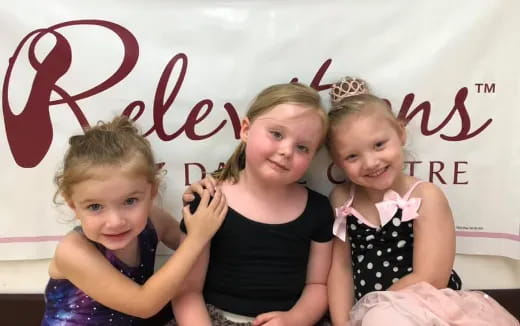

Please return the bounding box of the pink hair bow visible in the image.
[333,200,353,242]
[375,190,422,227]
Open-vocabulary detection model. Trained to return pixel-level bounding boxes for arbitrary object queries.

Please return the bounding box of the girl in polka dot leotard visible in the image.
[341,181,461,301]
[41,116,227,325]
[326,77,518,326]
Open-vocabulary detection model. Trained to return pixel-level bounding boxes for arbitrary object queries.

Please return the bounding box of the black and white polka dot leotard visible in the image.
[335,181,462,300]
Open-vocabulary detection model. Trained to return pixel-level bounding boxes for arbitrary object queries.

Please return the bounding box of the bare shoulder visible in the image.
[329,183,351,208]
[55,230,91,256]
[411,180,450,205]
[219,180,241,201]
[50,231,85,278]
[53,230,99,274]
[410,180,454,224]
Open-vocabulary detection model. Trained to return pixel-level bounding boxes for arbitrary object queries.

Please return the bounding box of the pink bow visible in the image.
[375,190,422,227]
[333,199,353,242]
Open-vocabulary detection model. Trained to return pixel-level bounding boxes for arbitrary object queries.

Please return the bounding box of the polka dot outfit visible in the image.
[342,182,462,300]
[42,219,158,325]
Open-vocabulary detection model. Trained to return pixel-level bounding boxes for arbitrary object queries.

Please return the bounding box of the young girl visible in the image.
[326,77,518,326]
[42,116,227,325]
[172,83,335,326]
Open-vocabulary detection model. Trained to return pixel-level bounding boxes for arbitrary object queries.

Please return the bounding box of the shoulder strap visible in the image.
[74,226,107,254]
[403,180,425,200]
[349,183,356,200]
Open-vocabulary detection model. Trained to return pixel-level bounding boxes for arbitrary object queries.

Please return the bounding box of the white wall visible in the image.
[1,254,518,294]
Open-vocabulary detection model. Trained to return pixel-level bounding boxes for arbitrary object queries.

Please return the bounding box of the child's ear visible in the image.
[239,117,251,142]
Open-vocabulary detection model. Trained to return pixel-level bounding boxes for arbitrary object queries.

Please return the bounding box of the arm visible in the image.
[328,184,355,326]
[388,183,456,290]
[253,240,333,326]
[171,233,212,326]
[289,240,333,325]
[54,189,226,319]
[328,237,355,326]
[150,205,181,250]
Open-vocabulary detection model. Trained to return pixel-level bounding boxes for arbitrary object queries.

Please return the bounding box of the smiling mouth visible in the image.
[366,166,388,177]
[268,159,289,171]
[103,230,131,238]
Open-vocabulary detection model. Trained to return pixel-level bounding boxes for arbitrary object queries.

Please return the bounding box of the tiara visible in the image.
[330,76,369,104]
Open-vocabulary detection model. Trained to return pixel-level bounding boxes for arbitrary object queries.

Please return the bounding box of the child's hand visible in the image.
[252,311,292,326]
[182,188,227,241]
[182,175,218,205]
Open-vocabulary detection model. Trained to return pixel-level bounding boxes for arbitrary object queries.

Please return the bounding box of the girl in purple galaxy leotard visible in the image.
[41,116,227,325]
[43,221,157,325]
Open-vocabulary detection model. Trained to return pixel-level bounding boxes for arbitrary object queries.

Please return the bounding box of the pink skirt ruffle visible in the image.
[348,282,518,326]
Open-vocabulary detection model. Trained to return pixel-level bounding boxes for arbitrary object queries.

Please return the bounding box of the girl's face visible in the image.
[240,103,324,185]
[331,108,406,192]
[66,164,156,253]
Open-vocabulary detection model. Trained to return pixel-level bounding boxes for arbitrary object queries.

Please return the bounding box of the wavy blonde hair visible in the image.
[54,116,158,202]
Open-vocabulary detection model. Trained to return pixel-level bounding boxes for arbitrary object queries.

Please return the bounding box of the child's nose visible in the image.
[278,142,294,157]
[363,153,379,169]
[106,210,126,228]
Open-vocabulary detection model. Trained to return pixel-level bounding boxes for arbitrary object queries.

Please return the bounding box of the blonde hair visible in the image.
[54,116,158,202]
[214,82,327,183]
[327,78,403,150]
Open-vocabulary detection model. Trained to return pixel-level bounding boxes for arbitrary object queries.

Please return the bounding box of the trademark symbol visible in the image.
[474,83,495,94]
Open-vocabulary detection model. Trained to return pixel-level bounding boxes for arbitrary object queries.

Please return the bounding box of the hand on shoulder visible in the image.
[182,175,218,205]
[182,188,227,242]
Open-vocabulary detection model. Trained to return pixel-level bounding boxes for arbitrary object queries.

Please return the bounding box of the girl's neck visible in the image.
[223,169,307,225]
[359,173,408,204]
[112,237,140,267]
[237,168,295,200]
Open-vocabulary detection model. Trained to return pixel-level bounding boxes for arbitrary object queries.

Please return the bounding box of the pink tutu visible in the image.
[348,282,518,326]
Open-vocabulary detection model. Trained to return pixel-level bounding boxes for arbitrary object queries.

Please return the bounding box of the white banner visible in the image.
[1,0,518,260]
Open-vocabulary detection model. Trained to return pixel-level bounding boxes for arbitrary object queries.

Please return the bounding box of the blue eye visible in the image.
[297,145,309,153]
[346,154,357,162]
[375,140,387,149]
[270,130,283,140]
[87,203,102,212]
[125,198,138,206]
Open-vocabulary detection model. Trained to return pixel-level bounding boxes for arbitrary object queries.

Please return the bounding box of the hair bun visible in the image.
[330,76,369,104]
